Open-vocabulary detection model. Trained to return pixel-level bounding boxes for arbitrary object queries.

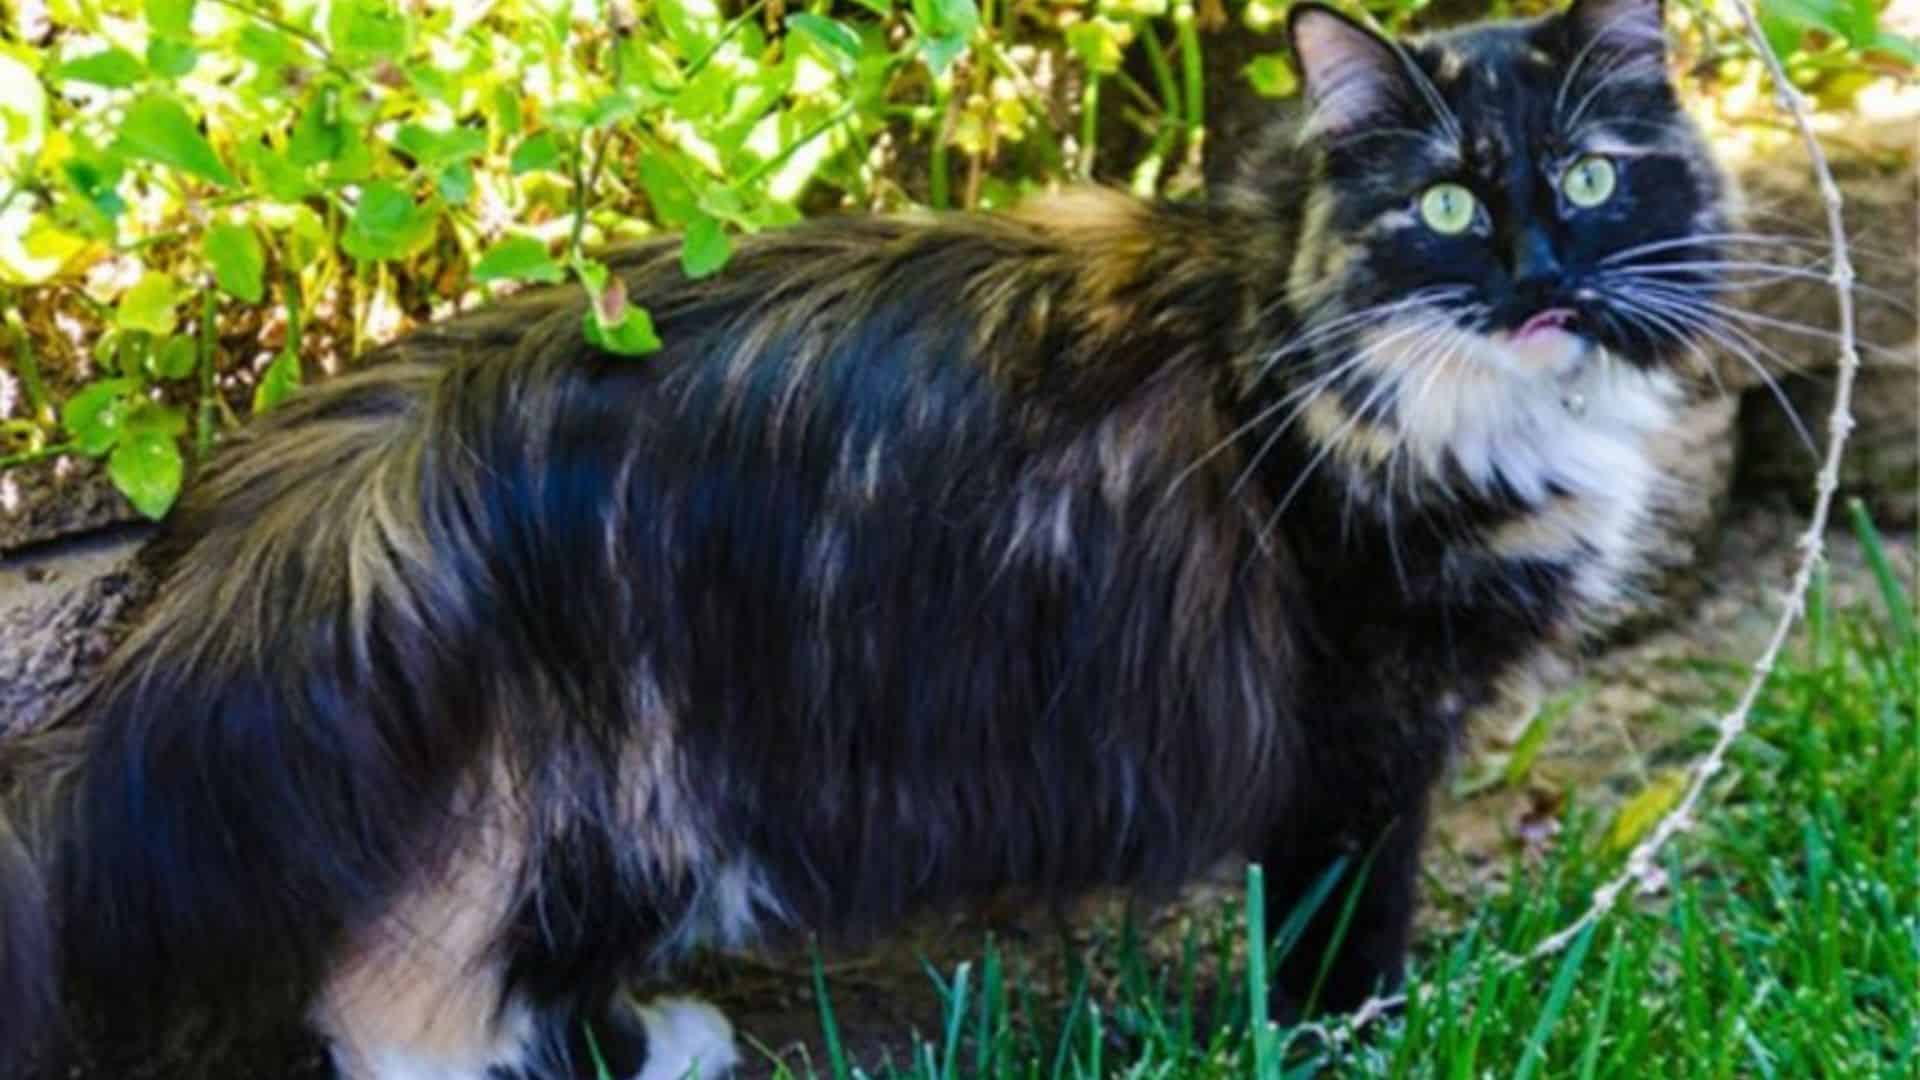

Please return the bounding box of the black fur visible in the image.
[0,0,1729,1074]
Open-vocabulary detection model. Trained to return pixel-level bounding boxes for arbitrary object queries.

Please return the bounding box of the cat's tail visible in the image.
[20,311,589,1056]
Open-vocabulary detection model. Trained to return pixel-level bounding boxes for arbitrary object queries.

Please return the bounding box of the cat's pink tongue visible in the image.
[1514,308,1576,340]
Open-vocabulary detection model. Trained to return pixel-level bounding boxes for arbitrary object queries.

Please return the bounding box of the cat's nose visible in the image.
[1509,225,1563,290]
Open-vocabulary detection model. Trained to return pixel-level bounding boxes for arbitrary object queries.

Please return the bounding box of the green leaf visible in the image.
[788,13,863,72]
[1243,53,1298,98]
[116,94,234,187]
[146,36,200,78]
[680,215,730,278]
[109,430,185,519]
[920,33,970,76]
[125,401,188,438]
[253,350,302,414]
[236,141,315,200]
[61,378,138,455]
[289,88,345,166]
[585,92,638,129]
[149,336,198,380]
[146,0,197,38]
[117,271,180,335]
[393,122,487,166]
[509,130,564,174]
[577,264,661,356]
[471,235,565,284]
[583,307,663,356]
[327,0,411,67]
[657,0,723,55]
[637,156,698,225]
[437,161,474,206]
[1867,29,1920,64]
[1504,690,1584,788]
[341,181,439,261]
[1064,22,1124,75]
[234,24,298,74]
[930,0,981,36]
[56,48,146,88]
[492,85,523,137]
[206,223,266,302]
[914,0,979,74]
[1605,770,1687,854]
[61,142,128,218]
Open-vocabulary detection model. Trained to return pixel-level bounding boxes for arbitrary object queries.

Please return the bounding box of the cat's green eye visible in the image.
[1419,183,1477,235]
[1561,155,1617,208]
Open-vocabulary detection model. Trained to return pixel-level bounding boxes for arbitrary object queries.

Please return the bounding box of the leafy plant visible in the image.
[0,0,1910,518]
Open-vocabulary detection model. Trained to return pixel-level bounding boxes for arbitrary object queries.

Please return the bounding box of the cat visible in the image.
[0,0,1734,1075]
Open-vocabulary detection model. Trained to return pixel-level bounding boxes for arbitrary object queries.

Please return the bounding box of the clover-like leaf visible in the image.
[61,378,139,455]
[109,430,185,519]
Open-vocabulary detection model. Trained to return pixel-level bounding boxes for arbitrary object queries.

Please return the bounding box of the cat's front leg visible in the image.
[1256,791,1430,1020]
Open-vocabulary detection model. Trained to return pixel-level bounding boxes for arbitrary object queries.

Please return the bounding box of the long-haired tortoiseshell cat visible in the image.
[0,0,1734,1075]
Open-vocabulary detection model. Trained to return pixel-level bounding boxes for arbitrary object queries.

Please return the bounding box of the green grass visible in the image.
[784,519,1917,1079]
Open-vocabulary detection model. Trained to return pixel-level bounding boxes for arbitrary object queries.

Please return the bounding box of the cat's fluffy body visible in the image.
[0,0,1730,1076]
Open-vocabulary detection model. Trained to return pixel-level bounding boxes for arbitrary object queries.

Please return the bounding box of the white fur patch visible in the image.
[635,998,741,1080]
[1348,317,1677,612]
[656,856,789,958]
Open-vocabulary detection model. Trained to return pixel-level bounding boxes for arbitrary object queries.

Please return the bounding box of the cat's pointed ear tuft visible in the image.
[1287,4,1406,140]
[1564,0,1666,62]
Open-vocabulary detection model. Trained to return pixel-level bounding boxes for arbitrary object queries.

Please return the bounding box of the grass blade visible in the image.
[1515,920,1597,1080]
[1848,498,1916,650]
[811,941,852,1080]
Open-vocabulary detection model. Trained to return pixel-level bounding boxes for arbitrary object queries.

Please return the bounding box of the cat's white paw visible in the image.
[634,997,740,1080]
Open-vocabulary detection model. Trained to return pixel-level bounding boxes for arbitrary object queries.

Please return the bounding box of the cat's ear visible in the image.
[1286,4,1408,139]
[1564,0,1666,62]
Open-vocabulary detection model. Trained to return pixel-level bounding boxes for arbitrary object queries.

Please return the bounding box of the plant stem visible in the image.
[929,84,955,210]
[197,290,220,456]
[1078,74,1100,179]
[1172,1,1206,177]
[203,0,364,84]
[0,442,76,470]
[6,309,51,425]
[684,0,769,81]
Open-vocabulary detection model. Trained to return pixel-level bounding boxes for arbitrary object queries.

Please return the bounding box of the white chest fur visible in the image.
[1347,320,1680,618]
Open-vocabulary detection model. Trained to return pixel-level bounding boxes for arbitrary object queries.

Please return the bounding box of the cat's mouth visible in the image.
[1512,308,1578,340]
[1494,307,1590,374]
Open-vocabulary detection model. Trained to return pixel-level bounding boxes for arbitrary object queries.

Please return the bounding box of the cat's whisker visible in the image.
[1561,55,1667,138]
[1606,261,1915,314]
[1228,316,1455,504]
[1598,231,1832,265]
[1253,317,1458,548]
[1602,292,1733,402]
[1562,115,1697,146]
[1619,278,1910,360]
[1183,310,1445,509]
[1603,284,1818,454]
[1256,288,1471,374]
[1609,279,1813,376]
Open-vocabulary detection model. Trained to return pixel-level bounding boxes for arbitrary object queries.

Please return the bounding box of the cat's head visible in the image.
[1254,0,1732,501]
